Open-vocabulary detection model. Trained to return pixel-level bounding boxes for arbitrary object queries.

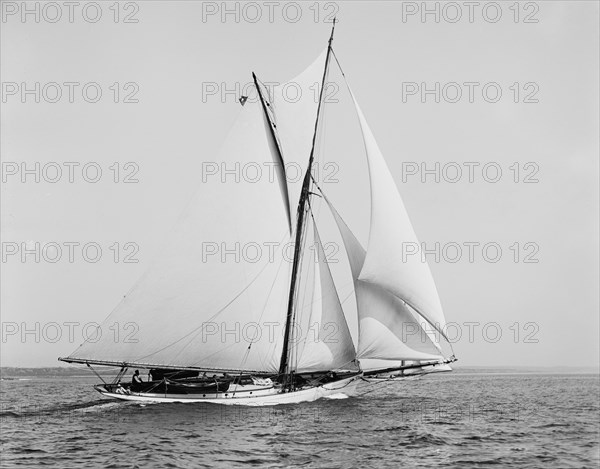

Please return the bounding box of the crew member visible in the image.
[131,370,143,391]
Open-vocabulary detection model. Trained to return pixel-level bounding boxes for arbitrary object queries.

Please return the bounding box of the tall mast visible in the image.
[278,20,337,385]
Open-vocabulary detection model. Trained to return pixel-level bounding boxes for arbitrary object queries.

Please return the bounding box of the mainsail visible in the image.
[61,23,453,380]
[66,91,294,373]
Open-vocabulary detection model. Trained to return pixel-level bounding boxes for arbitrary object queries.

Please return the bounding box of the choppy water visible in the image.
[1,370,598,468]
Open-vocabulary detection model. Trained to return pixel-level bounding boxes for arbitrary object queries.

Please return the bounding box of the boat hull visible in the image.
[94,375,362,406]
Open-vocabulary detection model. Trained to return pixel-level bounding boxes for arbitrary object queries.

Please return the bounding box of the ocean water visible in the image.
[1,370,598,468]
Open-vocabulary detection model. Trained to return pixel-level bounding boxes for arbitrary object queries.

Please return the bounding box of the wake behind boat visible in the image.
[59,20,456,406]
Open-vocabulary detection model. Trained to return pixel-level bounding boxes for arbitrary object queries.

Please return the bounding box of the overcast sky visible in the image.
[1,1,598,368]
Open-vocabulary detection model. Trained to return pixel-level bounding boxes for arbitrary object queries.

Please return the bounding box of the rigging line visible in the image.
[188,340,245,369]
[189,244,288,372]
[255,75,274,108]
[340,289,354,306]
[313,177,454,350]
[186,241,290,369]
[280,168,314,379]
[354,377,399,397]
[293,215,319,367]
[311,81,327,220]
[393,301,446,354]
[281,186,309,379]
[310,176,361,306]
[135,232,290,363]
[290,211,313,374]
[232,345,254,395]
[308,177,361,343]
[330,48,346,78]
[283,216,356,373]
[354,362,452,397]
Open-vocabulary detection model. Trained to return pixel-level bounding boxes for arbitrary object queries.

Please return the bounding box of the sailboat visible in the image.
[59,21,456,406]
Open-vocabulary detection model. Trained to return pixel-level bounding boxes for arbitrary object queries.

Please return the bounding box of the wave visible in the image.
[0,399,126,419]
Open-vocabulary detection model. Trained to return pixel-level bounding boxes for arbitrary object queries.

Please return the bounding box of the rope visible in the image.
[353,376,398,397]
[330,48,346,78]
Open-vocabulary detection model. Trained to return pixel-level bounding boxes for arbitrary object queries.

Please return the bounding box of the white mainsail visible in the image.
[68,89,293,373]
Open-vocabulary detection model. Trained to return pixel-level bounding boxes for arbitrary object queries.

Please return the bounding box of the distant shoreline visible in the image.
[1,366,598,379]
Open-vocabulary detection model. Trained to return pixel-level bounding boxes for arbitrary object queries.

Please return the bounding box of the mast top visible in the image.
[329,18,336,46]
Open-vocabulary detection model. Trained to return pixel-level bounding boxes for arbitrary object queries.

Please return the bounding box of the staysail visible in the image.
[294,217,358,372]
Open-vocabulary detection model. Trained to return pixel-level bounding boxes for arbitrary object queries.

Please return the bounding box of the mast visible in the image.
[279,20,337,386]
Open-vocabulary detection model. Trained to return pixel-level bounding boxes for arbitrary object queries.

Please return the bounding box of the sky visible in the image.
[1,1,599,368]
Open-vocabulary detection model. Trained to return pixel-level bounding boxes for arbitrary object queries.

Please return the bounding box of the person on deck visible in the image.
[131,370,143,391]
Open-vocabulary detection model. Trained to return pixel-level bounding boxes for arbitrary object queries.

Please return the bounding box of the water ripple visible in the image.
[0,373,598,468]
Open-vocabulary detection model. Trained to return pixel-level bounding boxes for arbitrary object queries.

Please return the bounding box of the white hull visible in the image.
[96,376,362,406]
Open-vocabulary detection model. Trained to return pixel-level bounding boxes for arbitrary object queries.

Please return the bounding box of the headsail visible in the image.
[348,89,449,341]
[324,195,443,361]
[294,217,358,372]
